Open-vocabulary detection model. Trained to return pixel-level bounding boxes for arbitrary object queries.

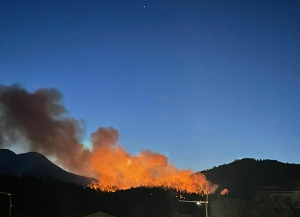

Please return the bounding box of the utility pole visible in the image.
[205,190,209,217]
[0,191,12,217]
[179,189,209,217]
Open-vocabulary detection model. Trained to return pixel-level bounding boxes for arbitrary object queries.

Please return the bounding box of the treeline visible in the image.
[0,175,204,217]
[0,175,106,217]
[202,158,300,199]
[210,193,295,217]
[0,172,298,217]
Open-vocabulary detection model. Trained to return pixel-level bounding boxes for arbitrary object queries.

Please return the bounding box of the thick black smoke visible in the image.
[0,84,90,174]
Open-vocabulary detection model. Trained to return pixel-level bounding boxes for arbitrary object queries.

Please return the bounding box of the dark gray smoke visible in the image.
[0,84,90,174]
[0,84,218,193]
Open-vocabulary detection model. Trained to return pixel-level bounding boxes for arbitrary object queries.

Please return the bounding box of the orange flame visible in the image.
[220,188,229,195]
[85,128,218,193]
[0,85,218,194]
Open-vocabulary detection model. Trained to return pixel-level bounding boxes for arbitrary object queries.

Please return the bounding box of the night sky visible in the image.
[1,0,300,171]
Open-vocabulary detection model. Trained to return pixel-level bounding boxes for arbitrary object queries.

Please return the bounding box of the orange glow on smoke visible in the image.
[86,128,218,193]
[0,85,219,195]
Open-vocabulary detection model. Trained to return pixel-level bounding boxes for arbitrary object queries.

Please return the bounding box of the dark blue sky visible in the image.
[1,0,300,171]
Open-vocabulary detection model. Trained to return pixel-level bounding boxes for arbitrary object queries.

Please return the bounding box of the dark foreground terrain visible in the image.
[1,156,300,217]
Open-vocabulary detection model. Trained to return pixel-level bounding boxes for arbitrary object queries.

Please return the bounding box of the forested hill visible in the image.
[0,149,97,185]
[201,158,300,199]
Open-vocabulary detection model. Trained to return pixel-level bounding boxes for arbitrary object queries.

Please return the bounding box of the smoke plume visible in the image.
[0,84,90,174]
[0,84,217,193]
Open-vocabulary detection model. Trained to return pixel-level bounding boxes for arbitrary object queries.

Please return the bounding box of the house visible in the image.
[260,182,300,206]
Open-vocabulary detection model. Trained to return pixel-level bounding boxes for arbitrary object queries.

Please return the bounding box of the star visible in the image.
[143,5,146,8]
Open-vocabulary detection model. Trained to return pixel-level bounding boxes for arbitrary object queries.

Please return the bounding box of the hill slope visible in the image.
[201,158,300,199]
[0,149,97,185]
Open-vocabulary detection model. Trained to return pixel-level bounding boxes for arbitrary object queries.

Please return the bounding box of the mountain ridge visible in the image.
[0,149,97,185]
[2,149,300,198]
[200,158,300,199]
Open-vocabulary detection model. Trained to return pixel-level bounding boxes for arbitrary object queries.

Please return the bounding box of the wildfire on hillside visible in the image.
[0,84,219,194]
[85,127,218,193]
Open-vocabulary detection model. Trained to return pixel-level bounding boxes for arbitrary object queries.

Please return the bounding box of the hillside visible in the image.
[201,158,300,199]
[1,154,300,216]
[0,149,97,185]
